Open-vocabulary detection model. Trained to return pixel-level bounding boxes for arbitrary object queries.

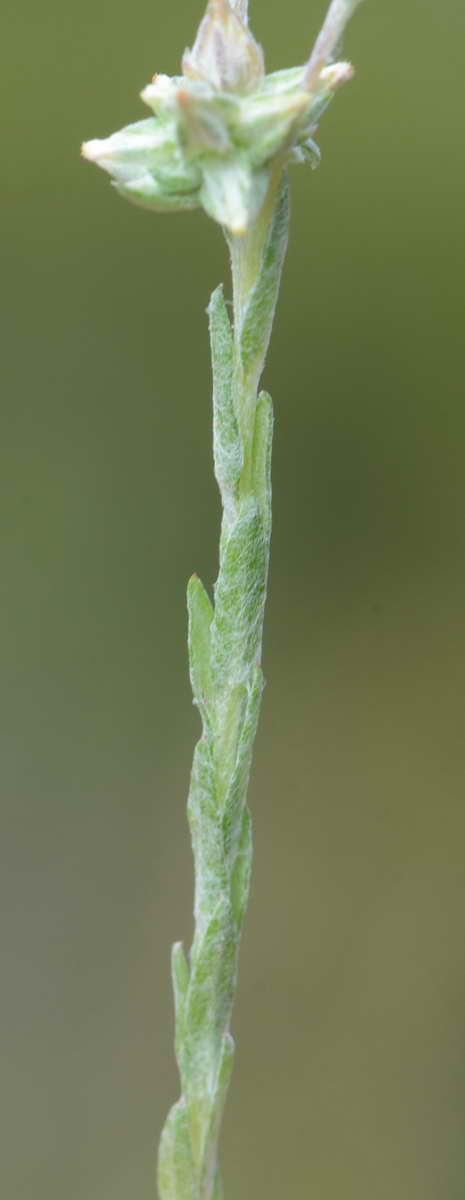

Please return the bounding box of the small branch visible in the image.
[304,0,364,90]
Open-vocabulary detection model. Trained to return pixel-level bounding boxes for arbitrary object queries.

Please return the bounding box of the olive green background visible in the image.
[2,0,464,1196]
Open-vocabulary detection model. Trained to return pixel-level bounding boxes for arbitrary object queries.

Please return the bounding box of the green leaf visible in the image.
[252,391,273,543]
[188,738,227,929]
[157,1098,196,1200]
[184,895,236,1097]
[239,173,290,376]
[211,498,267,689]
[200,1034,235,1198]
[222,665,263,864]
[187,574,214,719]
[213,1032,235,1114]
[208,285,243,517]
[230,806,253,928]
[172,941,190,1075]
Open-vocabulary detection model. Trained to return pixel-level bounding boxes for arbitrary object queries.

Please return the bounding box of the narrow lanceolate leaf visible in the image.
[187,574,214,718]
[188,737,227,930]
[211,498,267,689]
[183,894,236,1096]
[172,941,190,1075]
[222,665,263,865]
[157,1098,195,1200]
[239,173,290,376]
[230,804,253,928]
[212,1033,235,1126]
[208,285,242,520]
[200,1034,235,1195]
[252,390,273,542]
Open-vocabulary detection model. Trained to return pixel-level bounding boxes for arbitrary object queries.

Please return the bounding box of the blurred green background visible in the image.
[2,0,465,1196]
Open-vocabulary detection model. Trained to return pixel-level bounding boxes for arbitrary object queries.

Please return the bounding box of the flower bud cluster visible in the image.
[83,0,359,235]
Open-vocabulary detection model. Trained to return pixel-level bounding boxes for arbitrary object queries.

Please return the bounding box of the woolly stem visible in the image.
[157,175,289,1200]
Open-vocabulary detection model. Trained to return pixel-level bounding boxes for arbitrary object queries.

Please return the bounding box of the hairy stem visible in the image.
[157,174,290,1200]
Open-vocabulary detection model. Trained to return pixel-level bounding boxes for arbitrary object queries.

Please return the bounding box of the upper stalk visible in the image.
[159,172,289,1199]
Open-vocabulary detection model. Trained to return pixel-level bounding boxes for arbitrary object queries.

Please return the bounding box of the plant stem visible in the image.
[158,173,290,1200]
[229,167,284,494]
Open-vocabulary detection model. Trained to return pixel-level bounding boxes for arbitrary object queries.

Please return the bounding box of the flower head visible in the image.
[182,0,264,94]
[82,0,363,235]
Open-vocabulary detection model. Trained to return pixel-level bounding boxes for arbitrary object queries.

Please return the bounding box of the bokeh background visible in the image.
[2,0,465,1196]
